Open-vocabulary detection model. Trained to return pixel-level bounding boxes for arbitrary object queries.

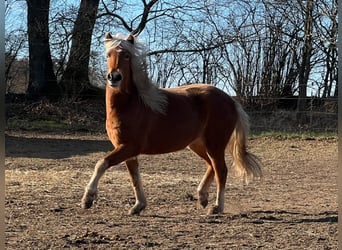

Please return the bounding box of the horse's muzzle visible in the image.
[107,71,122,87]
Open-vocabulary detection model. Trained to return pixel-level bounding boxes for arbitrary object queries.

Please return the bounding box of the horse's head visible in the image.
[104,33,135,91]
[104,32,168,113]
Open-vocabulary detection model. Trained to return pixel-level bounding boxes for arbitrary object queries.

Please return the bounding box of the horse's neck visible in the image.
[105,85,139,114]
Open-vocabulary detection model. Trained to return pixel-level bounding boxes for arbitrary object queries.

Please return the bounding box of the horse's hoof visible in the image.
[81,190,97,209]
[207,205,222,215]
[128,203,146,215]
[199,199,208,208]
[198,191,209,208]
[81,199,93,209]
[128,208,141,216]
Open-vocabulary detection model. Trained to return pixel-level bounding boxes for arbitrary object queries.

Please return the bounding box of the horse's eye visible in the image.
[124,53,130,61]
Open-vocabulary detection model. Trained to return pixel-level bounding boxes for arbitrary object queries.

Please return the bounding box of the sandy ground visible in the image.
[5,131,338,249]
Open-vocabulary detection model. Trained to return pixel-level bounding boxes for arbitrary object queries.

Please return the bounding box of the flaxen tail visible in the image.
[227,100,263,183]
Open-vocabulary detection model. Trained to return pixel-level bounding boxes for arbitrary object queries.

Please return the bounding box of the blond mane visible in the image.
[104,33,168,114]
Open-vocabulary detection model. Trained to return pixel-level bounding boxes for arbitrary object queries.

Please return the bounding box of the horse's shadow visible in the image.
[247,210,338,224]
[196,210,338,224]
[5,134,112,159]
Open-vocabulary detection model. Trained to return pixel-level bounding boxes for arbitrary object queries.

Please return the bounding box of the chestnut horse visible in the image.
[81,33,262,215]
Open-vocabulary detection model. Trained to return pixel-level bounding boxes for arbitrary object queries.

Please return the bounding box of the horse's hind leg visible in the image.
[190,140,227,214]
[189,141,214,209]
[125,157,146,215]
[207,153,228,215]
[197,166,214,208]
[203,115,234,214]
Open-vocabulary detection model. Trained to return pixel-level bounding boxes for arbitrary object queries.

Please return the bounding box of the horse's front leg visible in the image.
[81,146,134,209]
[125,157,146,215]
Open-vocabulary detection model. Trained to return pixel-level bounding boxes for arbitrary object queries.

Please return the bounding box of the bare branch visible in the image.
[98,0,132,32]
[131,0,159,35]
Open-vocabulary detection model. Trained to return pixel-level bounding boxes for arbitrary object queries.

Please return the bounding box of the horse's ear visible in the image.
[105,32,113,40]
[127,34,134,44]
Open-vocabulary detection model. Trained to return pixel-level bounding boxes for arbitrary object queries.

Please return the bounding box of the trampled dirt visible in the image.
[5,131,338,249]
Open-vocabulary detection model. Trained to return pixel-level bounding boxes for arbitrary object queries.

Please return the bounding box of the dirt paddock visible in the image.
[5,131,338,249]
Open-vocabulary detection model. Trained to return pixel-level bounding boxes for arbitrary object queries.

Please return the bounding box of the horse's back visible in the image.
[167,84,233,102]
[165,84,238,148]
[166,84,237,117]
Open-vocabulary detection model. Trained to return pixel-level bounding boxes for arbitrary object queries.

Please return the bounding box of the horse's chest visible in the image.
[106,117,122,145]
[106,114,136,146]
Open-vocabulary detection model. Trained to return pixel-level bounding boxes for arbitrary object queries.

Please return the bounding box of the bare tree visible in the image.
[6,0,337,106]
[297,0,314,113]
[48,1,77,81]
[5,31,26,93]
[5,0,28,93]
[26,0,59,100]
[314,0,338,98]
[144,0,335,110]
[59,0,101,99]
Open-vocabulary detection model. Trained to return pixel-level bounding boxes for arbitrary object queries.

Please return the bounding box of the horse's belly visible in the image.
[141,137,195,154]
[141,118,201,154]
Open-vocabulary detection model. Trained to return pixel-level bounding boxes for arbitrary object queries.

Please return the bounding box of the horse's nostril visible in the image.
[107,72,122,83]
[113,73,122,82]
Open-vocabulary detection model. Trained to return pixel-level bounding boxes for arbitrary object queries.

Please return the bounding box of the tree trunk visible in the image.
[59,0,101,99]
[26,0,59,100]
[297,0,313,114]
